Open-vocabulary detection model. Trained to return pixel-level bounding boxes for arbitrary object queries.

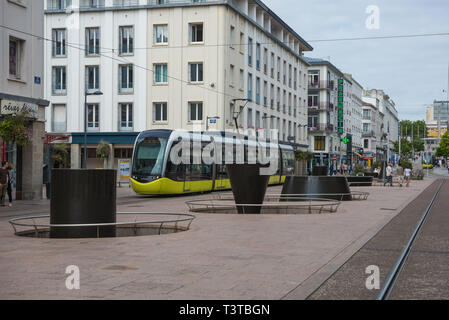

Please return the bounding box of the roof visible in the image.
[303,57,344,77]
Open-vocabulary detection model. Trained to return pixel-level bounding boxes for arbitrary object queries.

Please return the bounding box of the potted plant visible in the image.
[52,144,69,168]
[96,140,111,169]
[0,113,31,146]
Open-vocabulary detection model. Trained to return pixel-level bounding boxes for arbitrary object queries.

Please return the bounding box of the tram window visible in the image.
[282,149,295,175]
[132,137,168,176]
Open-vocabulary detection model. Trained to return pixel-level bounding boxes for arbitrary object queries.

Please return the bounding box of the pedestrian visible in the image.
[329,164,334,176]
[6,162,13,207]
[384,163,393,187]
[0,161,9,206]
[349,164,353,175]
[396,164,404,187]
[404,166,412,187]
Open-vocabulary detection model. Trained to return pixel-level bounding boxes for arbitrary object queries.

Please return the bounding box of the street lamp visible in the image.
[83,90,103,169]
[230,98,251,134]
[206,116,220,131]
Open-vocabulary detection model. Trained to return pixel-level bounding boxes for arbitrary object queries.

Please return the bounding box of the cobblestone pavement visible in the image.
[0,179,435,299]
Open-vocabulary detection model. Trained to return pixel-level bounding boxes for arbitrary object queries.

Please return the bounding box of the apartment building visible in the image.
[362,89,399,163]
[344,73,363,159]
[304,57,352,166]
[44,0,313,169]
[0,0,49,200]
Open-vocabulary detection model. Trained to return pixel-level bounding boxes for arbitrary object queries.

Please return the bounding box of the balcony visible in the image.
[308,124,334,132]
[113,0,139,6]
[80,0,105,9]
[119,121,133,131]
[308,80,334,90]
[148,0,210,5]
[362,130,375,137]
[308,102,334,111]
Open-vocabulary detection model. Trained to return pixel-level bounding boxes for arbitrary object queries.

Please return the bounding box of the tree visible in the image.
[96,140,111,168]
[52,144,69,168]
[436,132,449,159]
[0,113,31,146]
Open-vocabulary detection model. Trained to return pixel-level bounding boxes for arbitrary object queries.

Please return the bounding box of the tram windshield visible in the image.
[132,136,168,176]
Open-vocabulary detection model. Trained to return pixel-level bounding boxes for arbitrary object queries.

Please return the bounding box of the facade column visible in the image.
[71,144,81,169]
[21,121,45,200]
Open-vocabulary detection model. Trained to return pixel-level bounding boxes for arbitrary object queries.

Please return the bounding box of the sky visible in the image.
[263,0,449,121]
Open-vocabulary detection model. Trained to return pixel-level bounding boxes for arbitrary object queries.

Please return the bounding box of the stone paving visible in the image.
[0,178,434,299]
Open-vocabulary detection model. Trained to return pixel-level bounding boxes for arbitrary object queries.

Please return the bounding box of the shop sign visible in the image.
[0,99,38,119]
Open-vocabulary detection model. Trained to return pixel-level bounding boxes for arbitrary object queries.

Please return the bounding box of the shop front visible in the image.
[0,93,49,200]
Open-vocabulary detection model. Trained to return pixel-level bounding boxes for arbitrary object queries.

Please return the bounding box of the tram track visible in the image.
[307,179,449,300]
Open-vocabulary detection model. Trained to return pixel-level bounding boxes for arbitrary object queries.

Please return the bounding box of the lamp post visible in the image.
[83,90,103,169]
[230,98,251,134]
[206,116,220,131]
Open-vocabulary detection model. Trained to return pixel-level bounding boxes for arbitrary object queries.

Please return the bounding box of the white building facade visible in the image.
[44,0,312,169]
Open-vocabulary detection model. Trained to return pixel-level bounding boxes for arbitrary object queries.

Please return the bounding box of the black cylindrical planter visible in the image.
[312,166,328,176]
[281,176,352,201]
[226,164,270,214]
[50,169,117,238]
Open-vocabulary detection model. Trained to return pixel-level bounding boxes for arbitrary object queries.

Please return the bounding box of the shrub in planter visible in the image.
[0,114,31,146]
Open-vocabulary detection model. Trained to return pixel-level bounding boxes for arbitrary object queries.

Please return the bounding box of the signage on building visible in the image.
[337,78,344,135]
[427,127,447,138]
[0,99,38,119]
[118,159,131,181]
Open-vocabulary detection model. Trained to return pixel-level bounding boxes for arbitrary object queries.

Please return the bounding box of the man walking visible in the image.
[0,162,9,206]
[384,163,393,187]
[404,166,412,187]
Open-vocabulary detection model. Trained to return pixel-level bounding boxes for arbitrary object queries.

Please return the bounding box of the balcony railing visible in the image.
[113,0,139,6]
[308,102,334,111]
[80,0,105,9]
[47,0,71,10]
[119,121,134,131]
[52,122,67,132]
[148,0,210,5]
[308,80,334,90]
[308,124,334,132]
[362,130,375,137]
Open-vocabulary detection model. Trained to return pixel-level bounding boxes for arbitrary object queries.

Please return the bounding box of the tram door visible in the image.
[183,164,192,192]
[214,164,227,190]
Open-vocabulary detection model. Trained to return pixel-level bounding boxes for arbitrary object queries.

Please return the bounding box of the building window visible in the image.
[239,32,244,53]
[255,43,260,70]
[85,27,100,56]
[248,37,253,66]
[189,23,203,43]
[247,108,253,127]
[308,94,319,107]
[229,26,234,48]
[277,57,281,81]
[263,48,268,74]
[52,29,66,57]
[229,65,234,86]
[263,81,268,106]
[86,65,100,92]
[239,69,244,90]
[270,52,274,78]
[52,104,67,132]
[52,66,67,94]
[9,38,23,78]
[154,25,168,44]
[119,103,133,130]
[247,73,253,100]
[364,139,369,149]
[87,104,99,131]
[255,77,260,104]
[188,102,203,121]
[189,62,203,83]
[48,0,71,10]
[119,64,133,93]
[153,102,167,122]
[314,136,325,151]
[154,64,168,83]
[119,26,134,55]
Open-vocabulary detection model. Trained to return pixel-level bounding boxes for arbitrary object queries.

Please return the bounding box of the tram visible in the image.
[130,130,295,195]
[422,151,435,169]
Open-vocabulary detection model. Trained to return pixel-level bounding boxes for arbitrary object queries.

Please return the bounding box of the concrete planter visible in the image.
[281,176,352,201]
[226,164,270,214]
[346,176,373,187]
[50,169,117,238]
[312,166,328,176]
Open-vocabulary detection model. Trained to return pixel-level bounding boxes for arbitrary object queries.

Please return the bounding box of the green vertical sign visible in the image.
[337,78,344,134]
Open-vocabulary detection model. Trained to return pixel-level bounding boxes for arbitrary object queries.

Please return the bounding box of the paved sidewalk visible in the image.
[0,179,434,299]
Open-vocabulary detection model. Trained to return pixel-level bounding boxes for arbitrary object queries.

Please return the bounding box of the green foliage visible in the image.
[436,132,449,159]
[295,150,313,161]
[0,114,31,146]
[352,163,366,176]
[96,140,111,159]
[399,159,412,169]
[52,144,69,168]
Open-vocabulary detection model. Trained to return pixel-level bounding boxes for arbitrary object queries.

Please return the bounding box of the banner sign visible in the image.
[118,159,131,181]
[0,99,38,118]
[337,78,344,135]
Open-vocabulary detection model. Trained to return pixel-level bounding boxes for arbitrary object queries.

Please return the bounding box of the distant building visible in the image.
[362,89,399,164]
[0,0,49,200]
[426,100,449,138]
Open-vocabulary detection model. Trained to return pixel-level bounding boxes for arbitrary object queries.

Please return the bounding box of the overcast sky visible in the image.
[263,0,449,121]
